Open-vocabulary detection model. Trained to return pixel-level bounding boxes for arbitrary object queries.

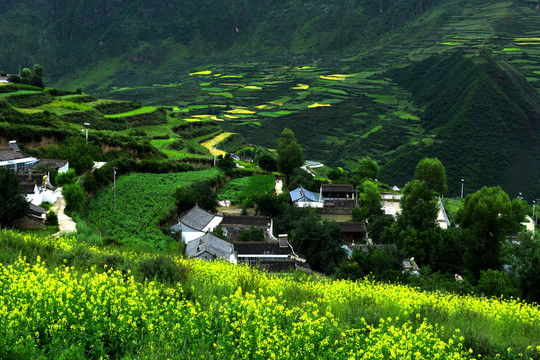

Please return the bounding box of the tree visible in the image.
[217,153,235,173]
[20,67,32,80]
[237,226,265,242]
[393,179,440,267]
[258,153,277,173]
[353,179,383,222]
[414,158,447,196]
[62,182,85,213]
[276,128,304,185]
[0,168,29,227]
[456,186,527,280]
[502,231,540,302]
[254,193,289,218]
[398,179,438,230]
[357,157,379,180]
[33,64,43,77]
[291,216,346,274]
[174,181,217,213]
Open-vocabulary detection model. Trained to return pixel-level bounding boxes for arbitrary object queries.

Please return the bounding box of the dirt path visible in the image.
[51,189,77,235]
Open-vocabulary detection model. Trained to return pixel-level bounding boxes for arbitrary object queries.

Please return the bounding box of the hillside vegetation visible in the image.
[1,230,539,359]
[4,0,540,197]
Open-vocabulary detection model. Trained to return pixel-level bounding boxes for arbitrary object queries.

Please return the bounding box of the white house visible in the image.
[185,233,237,264]
[289,186,324,208]
[174,205,223,244]
[0,141,38,173]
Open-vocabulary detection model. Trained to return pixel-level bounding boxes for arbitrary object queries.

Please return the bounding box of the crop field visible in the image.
[217,174,276,204]
[97,64,431,169]
[0,229,539,359]
[200,132,234,156]
[86,169,220,248]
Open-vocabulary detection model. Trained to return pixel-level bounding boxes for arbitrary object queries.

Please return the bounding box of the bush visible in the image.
[62,183,85,212]
[55,169,78,186]
[46,210,58,226]
[136,255,189,285]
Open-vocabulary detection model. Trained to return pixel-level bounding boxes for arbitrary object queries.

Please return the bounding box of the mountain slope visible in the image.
[382,52,540,197]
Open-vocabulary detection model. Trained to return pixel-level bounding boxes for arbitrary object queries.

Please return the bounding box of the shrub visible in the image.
[62,183,85,212]
[136,255,189,285]
[46,210,58,226]
[55,169,78,186]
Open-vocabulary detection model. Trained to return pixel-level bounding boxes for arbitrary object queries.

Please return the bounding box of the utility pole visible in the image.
[113,167,117,211]
[461,178,464,200]
[83,122,90,145]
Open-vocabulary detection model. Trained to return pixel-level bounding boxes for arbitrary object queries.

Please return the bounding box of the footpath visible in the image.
[51,188,77,235]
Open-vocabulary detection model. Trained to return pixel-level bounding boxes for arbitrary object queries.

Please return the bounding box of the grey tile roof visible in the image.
[335,221,366,233]
[0,147,31,162]
[180,205,217,231]
[221,215,271,228]
[234,242,291,255]
[186,233,234,260]
[321,184,355,193]
[29,159,68,171]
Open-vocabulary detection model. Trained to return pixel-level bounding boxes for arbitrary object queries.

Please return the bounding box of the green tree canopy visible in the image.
[276,128,304,185]
[291,216,345,274]
[456,186,527,280]
[414,157,447,196]
[357,157,379,180]
[399,179,438,230]
[0,168,29,227]
[353,179,383,222]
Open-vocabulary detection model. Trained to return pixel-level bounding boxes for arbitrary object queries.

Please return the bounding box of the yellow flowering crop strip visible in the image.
[1,230,539,359]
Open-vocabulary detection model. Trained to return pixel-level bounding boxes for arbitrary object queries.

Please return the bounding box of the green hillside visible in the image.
[4,0,540,197]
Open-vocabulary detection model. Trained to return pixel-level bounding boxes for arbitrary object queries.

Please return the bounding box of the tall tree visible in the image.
[276,128,304,185]
[456,186,527,280]
[353,179,382,222]
[414,158,447,196]
[291,215,345,274]
[0,168,29,227]
[357,156,379,180]
[393,179,440,267]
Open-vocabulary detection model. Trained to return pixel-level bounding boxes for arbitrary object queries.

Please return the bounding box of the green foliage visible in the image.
[291,216,345,274]
[415,158,448,196]
[46,210,58,226]
[87,169,219,249]
[354,179,383,222]
[217,133,244,153]
[62,183,85,213]
[277,128,303,184]
[136,255,189,285]
[503,231,540,302]
[236,227,265,242]
[254,193,289,218]
[41,137,102,175]
[217,174,275,204]
[217,153,235,173]
[476,269,518,299]
[174,179,219,213]
[0,168,29,227]
[456,186,528,280]
[357,157,379,180]
[336,246,401,282]
[55,169,77,186]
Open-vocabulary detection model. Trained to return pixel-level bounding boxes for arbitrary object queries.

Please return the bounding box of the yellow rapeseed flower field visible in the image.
[0,230,539,359]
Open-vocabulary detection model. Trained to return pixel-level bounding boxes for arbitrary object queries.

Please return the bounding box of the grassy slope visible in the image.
[86,169,220,249]
[1,229,539,359]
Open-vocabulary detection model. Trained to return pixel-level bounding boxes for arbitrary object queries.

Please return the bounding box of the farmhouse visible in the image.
[174,205,223,244]
[320,184,355,201]
[289,186,324,208]
[335,221,367,244]
[186,233,237,264]
[220,215,274,241]
[234,237,310,272]
[0,141,38,173]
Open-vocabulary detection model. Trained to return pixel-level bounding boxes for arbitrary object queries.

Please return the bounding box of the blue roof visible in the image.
[290,187,323,202]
